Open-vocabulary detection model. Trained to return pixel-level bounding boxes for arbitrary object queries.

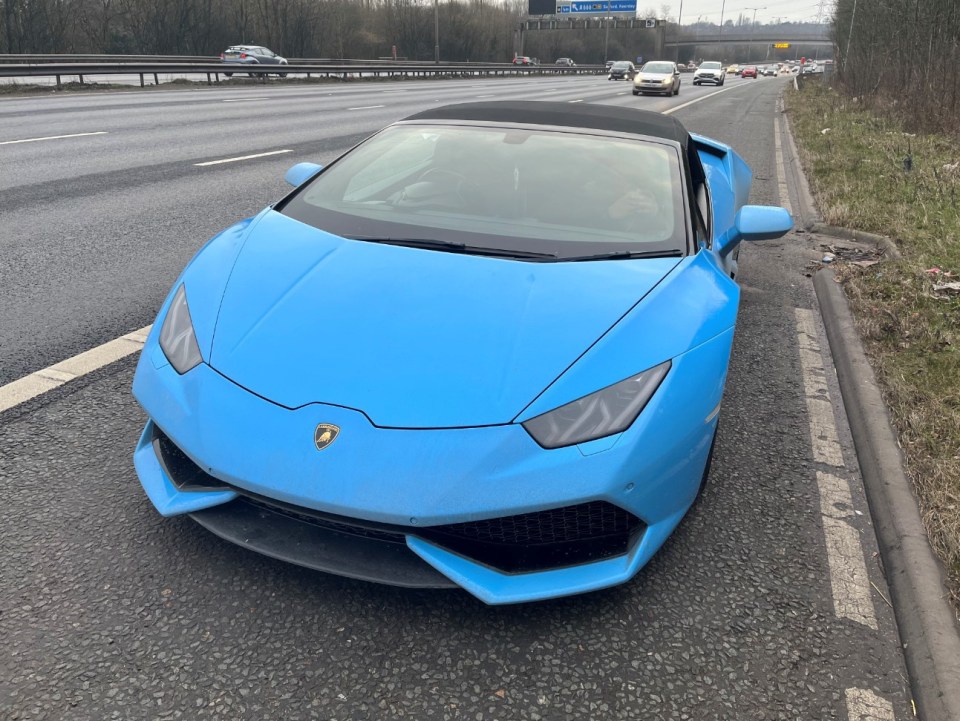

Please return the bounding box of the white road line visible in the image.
[347,104,385,110]
[475,95,496,98]
[194,149,293,167]
[568,99,584,103]
[774,114,794,215]
[796,308,878,630]
[845,688,895,720]
[222,97,270,103]
[0,131,107,146]
[0,327,151,414]
[662,83,744,115]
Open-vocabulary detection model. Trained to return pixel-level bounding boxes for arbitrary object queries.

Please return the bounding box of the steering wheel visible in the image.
[405,167,477,210]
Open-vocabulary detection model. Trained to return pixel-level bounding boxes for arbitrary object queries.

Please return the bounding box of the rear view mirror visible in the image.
[735,205,793,241]
[284,162,323,188]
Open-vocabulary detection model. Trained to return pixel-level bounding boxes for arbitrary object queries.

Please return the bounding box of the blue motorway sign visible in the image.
[564,0,636,13]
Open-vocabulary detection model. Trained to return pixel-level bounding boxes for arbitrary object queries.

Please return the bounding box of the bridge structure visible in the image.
[519,18,832,58]
[665,31,832,48]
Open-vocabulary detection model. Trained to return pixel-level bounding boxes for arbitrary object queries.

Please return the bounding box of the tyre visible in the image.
[693,80,699,85]
[674,85,679,95]
[632,90,640,95]
[696,426,719,500]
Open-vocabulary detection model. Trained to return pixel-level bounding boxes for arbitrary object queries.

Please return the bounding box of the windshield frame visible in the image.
[275,120,694,261]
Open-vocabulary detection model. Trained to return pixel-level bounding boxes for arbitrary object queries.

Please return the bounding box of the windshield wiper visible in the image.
[560,249,684,262]
[344,236,557,260]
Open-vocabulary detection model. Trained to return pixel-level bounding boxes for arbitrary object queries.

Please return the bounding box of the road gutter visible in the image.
[780,82,960,720]
[814,271,960,721]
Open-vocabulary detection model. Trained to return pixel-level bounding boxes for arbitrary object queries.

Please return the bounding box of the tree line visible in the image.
[2,0,828,68]
[833,0,960,134]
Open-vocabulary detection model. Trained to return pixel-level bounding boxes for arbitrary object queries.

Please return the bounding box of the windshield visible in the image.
[700,62,721,69]
[612,62,631,70]
[641,62,674,74]
[280,124,687,260]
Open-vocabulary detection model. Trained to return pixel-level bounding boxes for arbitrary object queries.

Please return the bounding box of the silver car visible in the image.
[633,61,681,96]
[692,61,725,86]
[221,45,289,77]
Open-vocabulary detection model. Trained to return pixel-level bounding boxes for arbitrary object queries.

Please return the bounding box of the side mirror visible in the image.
[735,205,793,241]
[284,162,323,188]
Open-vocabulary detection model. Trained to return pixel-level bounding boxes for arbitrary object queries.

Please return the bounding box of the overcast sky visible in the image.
[652,0,832,25]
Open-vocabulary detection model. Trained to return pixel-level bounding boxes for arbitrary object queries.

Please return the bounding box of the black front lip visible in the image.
[190,498,458,589]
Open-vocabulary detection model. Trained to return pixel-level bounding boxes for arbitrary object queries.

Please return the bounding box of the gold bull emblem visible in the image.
[314,424,340,451]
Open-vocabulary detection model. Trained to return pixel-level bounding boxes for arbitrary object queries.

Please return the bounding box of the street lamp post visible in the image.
[434,0,440,63]
[603,0,611,63]
[674,0,684,61]
[717,0,727,60]
[745,6,765,62]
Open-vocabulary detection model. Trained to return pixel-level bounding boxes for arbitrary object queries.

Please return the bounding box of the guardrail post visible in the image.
[55,75,61,87]
[206,72,211,85]
[139,73,144,87]
[153,72,159,85]
[214,72,220,84]
[78,74,84,85]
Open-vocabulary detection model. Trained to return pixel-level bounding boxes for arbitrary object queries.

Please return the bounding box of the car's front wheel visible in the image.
[632,89,640,95]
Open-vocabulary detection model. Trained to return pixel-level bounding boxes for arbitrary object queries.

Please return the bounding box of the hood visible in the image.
[637,72,673,80]
[210,211,680,428]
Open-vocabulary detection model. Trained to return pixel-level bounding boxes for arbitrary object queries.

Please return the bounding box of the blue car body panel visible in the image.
[131,111,790,604]
[209,211,682,427]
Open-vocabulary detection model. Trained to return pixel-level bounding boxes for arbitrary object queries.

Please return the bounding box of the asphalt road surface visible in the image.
[0,74,912,720]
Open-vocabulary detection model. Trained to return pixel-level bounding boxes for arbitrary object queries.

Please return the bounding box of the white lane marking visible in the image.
[0,131,107,146]
[797,310,845,466]
[617,92,627,95]
[818,471,878,629]
[796,308,879,630]
[845,688,895,720]
[347,104,385,110]
[221,97,270,103]
[475,95,496,98]
[0,327,151,413]
[662,83,744,115]
[568,99,584,103]
[194,149,293,167]
[774,114,794,215]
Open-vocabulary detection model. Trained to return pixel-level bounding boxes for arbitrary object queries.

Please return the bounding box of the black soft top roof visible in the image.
[402,101,691,149]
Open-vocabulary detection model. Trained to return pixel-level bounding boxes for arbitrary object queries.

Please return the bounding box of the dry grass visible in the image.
[786,82,960,614]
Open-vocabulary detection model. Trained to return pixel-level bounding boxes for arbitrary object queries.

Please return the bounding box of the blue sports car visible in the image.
[133,102,792,604]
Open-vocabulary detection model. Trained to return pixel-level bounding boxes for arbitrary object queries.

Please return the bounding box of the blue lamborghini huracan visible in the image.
[132,102,792,604]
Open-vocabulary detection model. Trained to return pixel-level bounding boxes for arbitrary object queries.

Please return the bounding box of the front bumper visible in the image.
[132,330,728,604]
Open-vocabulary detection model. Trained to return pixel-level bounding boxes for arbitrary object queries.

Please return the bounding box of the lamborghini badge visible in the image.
[314,423,340,451]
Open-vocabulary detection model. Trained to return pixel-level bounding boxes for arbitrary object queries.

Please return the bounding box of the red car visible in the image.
[741,65,758,79]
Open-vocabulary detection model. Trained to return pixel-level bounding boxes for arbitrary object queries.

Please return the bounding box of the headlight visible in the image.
[522,361,671,449]
[159,285,202,374]
[662,78,672,84]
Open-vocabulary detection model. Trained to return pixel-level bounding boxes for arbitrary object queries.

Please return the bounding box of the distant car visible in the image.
[633,61,681,96]
[760,65,777,77]
[726,64,740,75]
[608,61,636,80]
[220,45,288,77]
[605,60,615,70]
[741,65,758,79]
[513,56,534,65]
[131,100,793,605]
[557,58,577,67]
[692,61,724,86]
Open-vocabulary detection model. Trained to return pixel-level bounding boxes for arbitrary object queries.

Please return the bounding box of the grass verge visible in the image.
[785,80,960,615]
